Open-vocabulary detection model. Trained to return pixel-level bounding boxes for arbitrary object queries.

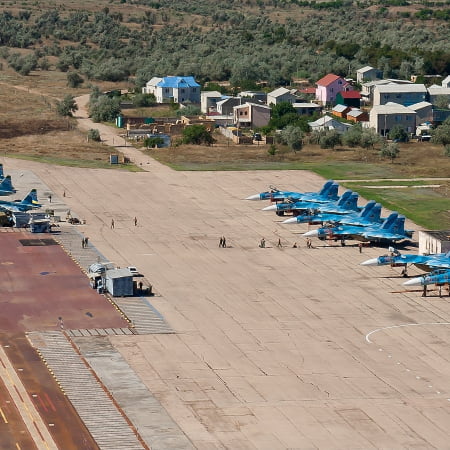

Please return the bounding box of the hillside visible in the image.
[0,0,449,90]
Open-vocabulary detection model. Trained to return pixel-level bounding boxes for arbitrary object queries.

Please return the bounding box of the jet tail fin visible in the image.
[0,163,3,179]
[366,203,382,222]
[323,182,339,201]
[318,180,334,196]
[22,189,40,206]
[0,175,14,192]
[380,212,399,230]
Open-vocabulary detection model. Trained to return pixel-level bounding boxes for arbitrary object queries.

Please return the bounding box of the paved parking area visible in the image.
[4,157,450,449]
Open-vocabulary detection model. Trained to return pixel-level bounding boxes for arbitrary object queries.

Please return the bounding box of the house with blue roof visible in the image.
[143,76,200,104]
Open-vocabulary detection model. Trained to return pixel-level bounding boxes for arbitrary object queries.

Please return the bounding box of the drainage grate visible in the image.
[19,238,58,246]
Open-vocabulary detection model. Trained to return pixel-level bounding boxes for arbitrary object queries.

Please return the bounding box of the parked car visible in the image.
[127,266,143,277]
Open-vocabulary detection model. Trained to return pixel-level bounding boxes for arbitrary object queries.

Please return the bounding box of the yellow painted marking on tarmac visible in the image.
[0,406,8,423]
[0,346,58,449]
[15,443,21,450]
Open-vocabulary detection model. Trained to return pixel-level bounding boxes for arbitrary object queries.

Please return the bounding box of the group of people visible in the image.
[219,236,227,248]
[81,237,89,248]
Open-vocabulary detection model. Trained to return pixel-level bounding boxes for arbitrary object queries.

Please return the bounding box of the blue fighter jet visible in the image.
[0,175,16,196]
[245,180,339,203]
[263,190,360,216]
[0,189,42,212]
[403,269,450,297]
[282,200,381,225]
[303,212,413,244]
[361,249,450,273]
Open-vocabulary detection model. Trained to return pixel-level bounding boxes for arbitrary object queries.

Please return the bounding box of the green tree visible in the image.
[431,118,450,147]
[360,128,381,149]
[342,123,363,147]
[388,125,409,142]
[279,125,303,152]
[87,129,101,141]
[132,93,155,107]
[89,96,121,122]
[319,129,341,149]
[176,105,201,117]
[182,125,215,146]
[56,95,78,117]
[67,72,84,88]
[144,136,164,148]
[380,141,400,162]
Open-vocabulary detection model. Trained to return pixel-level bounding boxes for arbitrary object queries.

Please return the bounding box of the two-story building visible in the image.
[315,73,353,105]
[373,84,427,107]
[369,102,417,136]
[356,66,382,84]
[292,102,322,116]
[234,103,271,128]
[266,87,298,106]
[143,76,201,104]
[201,91,223,114]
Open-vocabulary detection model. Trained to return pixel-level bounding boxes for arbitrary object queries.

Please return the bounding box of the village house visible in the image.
[336,90,362,108]
[331,104,351,119]
[356,66,382,83]
[201,91,223,114]
[238,91,267,103]
[427,84,450,108]
[292,102,322,116]
[369,102,417,136]
[266,87,298,106]
[142,76,201,104]
[216,97,242,116]
[408,101,433,124]
[308,115,352,133]
[233,103,271,128]
[361,79,413,105]
[315,73,353,105]
[373,83,427,107]
[346,108,369,123]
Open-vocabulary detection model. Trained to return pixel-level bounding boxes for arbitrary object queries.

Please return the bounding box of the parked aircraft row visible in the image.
[246,180,413,245]
[246,181,448,296]
[0,165,42,212]
[362,249,450,296]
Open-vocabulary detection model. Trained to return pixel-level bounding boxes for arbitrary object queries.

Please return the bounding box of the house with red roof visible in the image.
[336,90,361,108]
[315,73,353,105]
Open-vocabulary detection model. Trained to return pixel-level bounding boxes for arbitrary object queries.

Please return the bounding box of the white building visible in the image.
[142,76,200,104]
[266,87,298,106]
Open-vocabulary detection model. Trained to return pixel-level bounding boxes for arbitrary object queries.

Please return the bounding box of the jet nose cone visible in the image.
[303,229,318,237]
[245,194,261,200]
[282,217,298,224]
[403,277,423,286]
[262,205,277,211]
[360,258,379,266]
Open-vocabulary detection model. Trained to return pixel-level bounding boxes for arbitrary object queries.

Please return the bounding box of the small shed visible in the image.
[418,230,450,255]
[336,91,361,108]
[105,268,134,297]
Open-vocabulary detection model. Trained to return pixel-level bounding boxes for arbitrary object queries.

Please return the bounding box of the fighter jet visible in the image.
[283,200,381,226]
[0,175,17,196]
[361,249,450,272]
[245,180,339,203]
[303,212,413,244]
[0,189,42,212]
[403,269,450,297]
[263,190,360,215]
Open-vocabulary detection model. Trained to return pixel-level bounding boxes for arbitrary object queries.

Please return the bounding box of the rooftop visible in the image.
[316,73,342,87]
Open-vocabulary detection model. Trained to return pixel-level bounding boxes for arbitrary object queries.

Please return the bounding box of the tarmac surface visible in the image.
[3,152,450,449]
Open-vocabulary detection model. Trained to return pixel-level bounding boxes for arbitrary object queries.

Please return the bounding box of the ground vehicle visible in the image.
[127,266,143,277]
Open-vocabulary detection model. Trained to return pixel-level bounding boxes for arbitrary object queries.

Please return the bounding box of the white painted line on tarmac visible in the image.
[366,322,450,343]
